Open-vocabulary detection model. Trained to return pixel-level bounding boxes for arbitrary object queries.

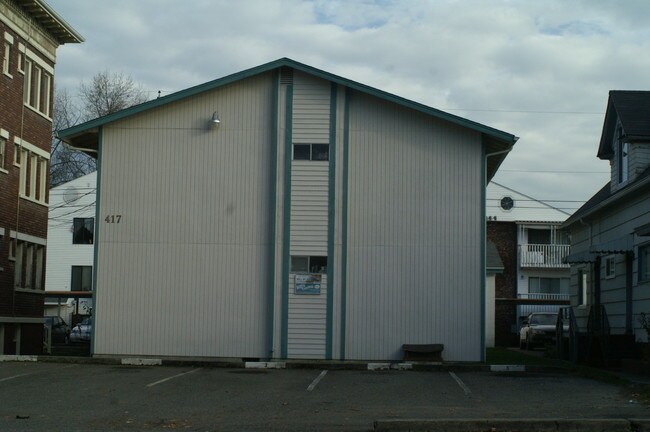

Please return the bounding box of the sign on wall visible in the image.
[295,274,321,295]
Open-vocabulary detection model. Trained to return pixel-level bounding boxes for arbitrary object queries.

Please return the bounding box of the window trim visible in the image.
[72,217,95,245]
[292,143,330,161]
[578,268,589,307]
[604,255,616,279]
[290,255,328,274]
[639,244,650,284]
[71,265,93,291]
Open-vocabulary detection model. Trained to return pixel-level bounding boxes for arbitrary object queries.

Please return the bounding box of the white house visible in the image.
[58,58,517,362]
[44,171,96,324]
[486,182,571,346]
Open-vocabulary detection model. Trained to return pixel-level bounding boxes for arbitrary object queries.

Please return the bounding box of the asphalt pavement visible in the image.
[1,360,649,431]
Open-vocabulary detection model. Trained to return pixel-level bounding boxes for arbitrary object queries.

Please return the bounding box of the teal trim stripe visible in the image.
[58,58,516,147]
[325,83,337,359]
[90,126,102,356]
[280,83,293,359]
[339,88,351,360]
[267,70,279,359]
[480,138,487,362]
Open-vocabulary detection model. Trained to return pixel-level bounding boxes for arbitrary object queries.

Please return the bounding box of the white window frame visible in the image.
[18,44,54,120]
[15,137,49,206]
[578,268,588,307]
[0,136,6,173]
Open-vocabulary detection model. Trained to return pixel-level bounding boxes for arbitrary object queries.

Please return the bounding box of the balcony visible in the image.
[519,244,570,269]
[517,293,570,318]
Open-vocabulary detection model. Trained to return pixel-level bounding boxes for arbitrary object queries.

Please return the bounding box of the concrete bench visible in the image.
[402,344,444,362]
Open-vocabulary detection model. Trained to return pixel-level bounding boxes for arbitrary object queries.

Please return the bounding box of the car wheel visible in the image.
[519,337,524,349]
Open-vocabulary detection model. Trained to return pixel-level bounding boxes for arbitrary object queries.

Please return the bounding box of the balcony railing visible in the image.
[519,243,570,268]
[517,293,570,319]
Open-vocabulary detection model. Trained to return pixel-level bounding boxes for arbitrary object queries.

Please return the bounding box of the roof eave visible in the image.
[58,58,517,152]
[16,0,84,44]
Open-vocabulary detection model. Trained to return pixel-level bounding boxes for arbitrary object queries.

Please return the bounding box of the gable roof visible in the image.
[14,0,84,44]
[562,166,650,228]
[598,91,650,159]
[58,58,517,179]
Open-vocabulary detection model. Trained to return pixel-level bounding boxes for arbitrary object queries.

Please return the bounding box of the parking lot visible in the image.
[0,362,648,431]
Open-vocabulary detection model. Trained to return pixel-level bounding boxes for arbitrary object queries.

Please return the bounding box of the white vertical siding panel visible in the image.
[95,74,274,358]
[345,93,483,361]
[287,274,327,358]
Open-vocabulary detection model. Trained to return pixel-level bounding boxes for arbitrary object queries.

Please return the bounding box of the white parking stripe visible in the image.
[307,370,328,392]
[448,371,471,395]
[146,368,202,388]
[0,364,75,382]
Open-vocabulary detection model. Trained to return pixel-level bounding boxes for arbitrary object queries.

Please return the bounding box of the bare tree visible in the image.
[78,71,148,121]
[51,71,149,187]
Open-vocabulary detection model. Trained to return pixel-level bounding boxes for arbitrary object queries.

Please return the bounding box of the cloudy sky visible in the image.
[47,0,650,214]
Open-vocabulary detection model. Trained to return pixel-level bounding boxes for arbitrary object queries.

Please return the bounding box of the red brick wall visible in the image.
[487,221,519,346]
[0,19,54,354]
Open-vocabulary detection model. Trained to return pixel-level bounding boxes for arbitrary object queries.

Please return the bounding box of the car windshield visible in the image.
[530,314,557,325]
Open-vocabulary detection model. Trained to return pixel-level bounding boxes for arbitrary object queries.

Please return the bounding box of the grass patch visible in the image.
[486,347,562,366]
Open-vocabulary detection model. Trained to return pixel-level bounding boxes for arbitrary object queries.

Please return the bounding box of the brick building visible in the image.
[0,0,82,355]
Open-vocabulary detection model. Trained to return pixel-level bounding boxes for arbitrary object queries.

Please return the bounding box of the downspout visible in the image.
[483,146,513,361]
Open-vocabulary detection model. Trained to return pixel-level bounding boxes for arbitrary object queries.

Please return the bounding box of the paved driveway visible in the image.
[0,362,648,431]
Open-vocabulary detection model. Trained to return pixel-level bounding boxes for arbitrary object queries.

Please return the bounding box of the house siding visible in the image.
[629,143,650,183]
[344,91,483,361]
[287,274,327,358]
[570,189,650,335]
[94,73,275,357]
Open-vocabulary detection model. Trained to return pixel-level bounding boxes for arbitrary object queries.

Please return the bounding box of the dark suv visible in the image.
[44,316,71,344]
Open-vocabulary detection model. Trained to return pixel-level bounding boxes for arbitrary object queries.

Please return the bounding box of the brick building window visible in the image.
[16,138,49,205]
[3,32,13,77]
[0,136,6,171]
[12,239,45,290]
[19,47,52,118]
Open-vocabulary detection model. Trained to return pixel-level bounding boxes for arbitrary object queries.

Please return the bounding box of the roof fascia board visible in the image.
[59,58,517,146]
[32,0,84,43]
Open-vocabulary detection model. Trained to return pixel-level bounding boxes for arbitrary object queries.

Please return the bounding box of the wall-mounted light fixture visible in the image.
[211,111,221,127]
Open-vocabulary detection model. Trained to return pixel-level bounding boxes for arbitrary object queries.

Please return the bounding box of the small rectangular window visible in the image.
[290,255,327,274]
[604,255,616,279]
[291,256,309,273]
[293,144,310,160]
[293,143,329,161]
[640,245,650,283]
[73,218,95,244]
[578,269,588,306]
[13,143,21,165]
[2,42,9,75]
[71,266,93,291]
[0,137,5,170]
[311,144,329,161]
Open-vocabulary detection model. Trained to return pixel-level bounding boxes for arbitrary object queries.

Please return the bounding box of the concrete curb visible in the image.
[373,418,648,432]
[19,355,576,374]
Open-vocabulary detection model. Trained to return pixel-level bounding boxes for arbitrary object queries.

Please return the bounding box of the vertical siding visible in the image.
[95,74,274,358]
[345,92,483,361]
[285,71,331,358]
[287,274,327,358]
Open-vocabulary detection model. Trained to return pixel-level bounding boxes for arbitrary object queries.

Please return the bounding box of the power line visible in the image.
[499,169,608,174]
[442,108,604,115]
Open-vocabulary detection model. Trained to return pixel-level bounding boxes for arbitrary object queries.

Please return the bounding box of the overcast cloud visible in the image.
[47,0,650,214]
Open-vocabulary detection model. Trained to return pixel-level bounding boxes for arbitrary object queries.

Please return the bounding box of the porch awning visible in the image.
[589,235,634,254]
[564,251,598,264]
